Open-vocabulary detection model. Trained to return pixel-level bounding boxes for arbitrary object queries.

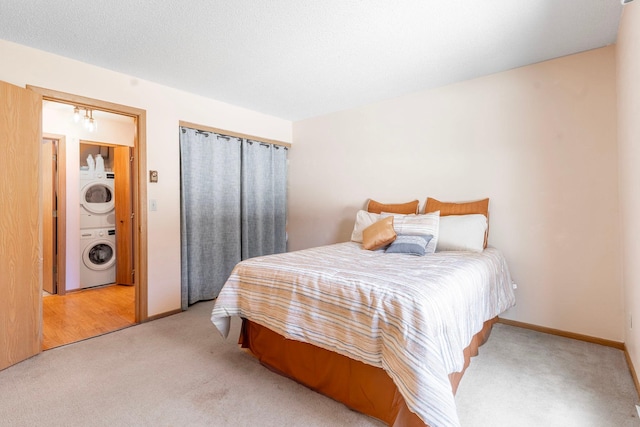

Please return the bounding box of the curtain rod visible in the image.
[179,121,291,149]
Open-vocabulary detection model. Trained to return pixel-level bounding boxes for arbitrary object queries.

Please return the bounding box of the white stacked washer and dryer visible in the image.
[79,154,117,288]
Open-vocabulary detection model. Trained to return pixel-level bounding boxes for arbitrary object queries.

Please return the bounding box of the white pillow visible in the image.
[351,210,381,243]
[437,214,488,252]
[381,211,440,254]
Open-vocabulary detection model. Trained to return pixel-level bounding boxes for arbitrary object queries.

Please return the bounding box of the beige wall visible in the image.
[290,46,623,341]
[0,39,292,316]
[617,2,640,380]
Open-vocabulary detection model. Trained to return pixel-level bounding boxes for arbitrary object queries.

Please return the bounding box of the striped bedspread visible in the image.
[211,242,515,427]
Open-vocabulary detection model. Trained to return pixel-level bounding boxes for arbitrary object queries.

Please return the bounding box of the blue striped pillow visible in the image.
[385,234,433,256]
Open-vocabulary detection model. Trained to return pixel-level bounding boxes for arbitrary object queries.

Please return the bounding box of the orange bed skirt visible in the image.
[239,317,497,427]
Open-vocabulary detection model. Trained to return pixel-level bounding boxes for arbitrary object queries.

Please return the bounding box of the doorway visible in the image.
[43,137,136,349]
[42,135,62,296]
[29,86,149,350]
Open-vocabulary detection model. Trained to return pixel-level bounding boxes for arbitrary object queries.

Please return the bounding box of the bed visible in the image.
[211,224,515,426]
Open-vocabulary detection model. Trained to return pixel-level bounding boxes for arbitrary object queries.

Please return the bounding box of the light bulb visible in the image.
[73,106,81,123]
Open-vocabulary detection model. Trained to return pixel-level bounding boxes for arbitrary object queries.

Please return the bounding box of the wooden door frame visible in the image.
[42,133,67,295]
[28,85,148,322]
[41,137,55,295]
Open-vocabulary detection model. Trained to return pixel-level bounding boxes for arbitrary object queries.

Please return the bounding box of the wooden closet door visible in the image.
[0,80,43,370]
[114,145,134,285]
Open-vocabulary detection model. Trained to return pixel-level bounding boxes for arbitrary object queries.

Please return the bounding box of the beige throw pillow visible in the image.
[362,216,397,250]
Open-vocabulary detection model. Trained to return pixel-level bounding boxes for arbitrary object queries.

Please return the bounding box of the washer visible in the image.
[80,170,115,229]
[80,228,116,288]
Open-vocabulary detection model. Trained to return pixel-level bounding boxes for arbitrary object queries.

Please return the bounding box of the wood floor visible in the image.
[43,284,136,350]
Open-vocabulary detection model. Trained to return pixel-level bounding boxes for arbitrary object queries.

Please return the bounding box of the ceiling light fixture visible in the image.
[87,110,96,132]
[72,106,98,133]
[83,109,90,127]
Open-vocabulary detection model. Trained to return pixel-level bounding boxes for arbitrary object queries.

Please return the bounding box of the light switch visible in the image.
[149,199,157,211]
[149,170,158,183]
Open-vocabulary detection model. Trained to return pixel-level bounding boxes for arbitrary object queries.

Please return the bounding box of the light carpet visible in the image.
[456,322,639,426]
[0,300,637,426]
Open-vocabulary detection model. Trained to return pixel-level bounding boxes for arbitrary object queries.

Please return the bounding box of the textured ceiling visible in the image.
[0,1,624,121]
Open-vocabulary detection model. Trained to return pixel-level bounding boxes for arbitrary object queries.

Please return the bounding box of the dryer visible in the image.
[80,170,115,229]
[80,228,116,288]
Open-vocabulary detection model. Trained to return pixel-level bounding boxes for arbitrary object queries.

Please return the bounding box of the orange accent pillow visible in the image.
[362,216,397,250]
[367,199,419,215]
[424,197,489,217]
[424,198,490,248]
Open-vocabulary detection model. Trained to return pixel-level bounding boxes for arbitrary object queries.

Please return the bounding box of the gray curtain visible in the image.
[180,128,288,310]
[241,140,288,259]
[180,128,242,310]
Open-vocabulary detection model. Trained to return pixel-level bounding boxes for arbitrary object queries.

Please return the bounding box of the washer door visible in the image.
[83,240,116,271]
[80,181,114,214]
